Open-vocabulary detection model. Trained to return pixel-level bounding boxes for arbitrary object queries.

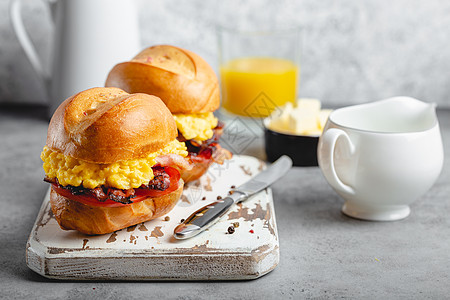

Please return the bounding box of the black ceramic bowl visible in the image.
[263,119,319,167]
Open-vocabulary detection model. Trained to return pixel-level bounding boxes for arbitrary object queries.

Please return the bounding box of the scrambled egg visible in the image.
[173,112,218,141]
[41,140,187,189]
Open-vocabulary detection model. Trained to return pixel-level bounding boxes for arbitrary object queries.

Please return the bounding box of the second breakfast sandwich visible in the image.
[105,45,232,182]
[40,87,190,235]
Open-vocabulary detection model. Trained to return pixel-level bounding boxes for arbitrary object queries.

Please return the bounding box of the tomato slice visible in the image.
[52,167,180,208]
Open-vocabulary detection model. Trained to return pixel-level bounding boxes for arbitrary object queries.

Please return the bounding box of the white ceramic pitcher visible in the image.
[317,97,444,221]
[10,0,141,116]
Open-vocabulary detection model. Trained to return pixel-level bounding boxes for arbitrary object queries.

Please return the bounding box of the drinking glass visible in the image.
[218,27,301,119]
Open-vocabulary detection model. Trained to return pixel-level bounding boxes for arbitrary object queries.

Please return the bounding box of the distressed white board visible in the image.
[26,155,279,280]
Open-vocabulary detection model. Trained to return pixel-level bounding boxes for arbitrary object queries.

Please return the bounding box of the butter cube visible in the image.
[296,98,321,112]
[268,102,294,132]
[303,128,323,136]
[317,109,332,130]
[288,107,318,134]
[267,98,332,136]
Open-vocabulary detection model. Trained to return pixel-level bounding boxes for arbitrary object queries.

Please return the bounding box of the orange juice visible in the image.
[220,57,299,117]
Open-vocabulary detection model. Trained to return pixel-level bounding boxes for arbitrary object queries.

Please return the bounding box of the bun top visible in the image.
[105,45,220,114]
[47,87,177,164]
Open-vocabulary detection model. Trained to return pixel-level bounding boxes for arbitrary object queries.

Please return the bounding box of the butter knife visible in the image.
[173,155,293,239]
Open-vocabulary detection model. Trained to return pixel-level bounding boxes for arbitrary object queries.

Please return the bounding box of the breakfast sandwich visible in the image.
[40,87,191,235]
[105,45,232,182]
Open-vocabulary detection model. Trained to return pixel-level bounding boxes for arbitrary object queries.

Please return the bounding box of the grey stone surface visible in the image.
[0,105,449,299]
[2,0,450,107]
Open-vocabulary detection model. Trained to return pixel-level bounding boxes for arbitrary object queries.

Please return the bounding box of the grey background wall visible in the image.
[1,0,450,107]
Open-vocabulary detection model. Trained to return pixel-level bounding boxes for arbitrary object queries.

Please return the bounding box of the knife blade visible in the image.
[173,155,293,239]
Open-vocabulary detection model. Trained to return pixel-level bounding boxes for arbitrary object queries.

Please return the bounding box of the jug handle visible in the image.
[10,0,50,89]
[319,128,356,195]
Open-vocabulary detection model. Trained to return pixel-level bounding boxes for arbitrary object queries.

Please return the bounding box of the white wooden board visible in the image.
[26,155,279,280]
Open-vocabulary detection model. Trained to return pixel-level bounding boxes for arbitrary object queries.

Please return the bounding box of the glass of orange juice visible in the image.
[218,27,300,119]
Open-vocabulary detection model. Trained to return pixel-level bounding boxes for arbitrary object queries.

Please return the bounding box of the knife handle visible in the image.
[173,196,236,239]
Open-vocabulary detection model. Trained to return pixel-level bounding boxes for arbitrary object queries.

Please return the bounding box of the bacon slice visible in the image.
[212,144,232,164]
[155,154,192,170]
[141,167,170,190]
[176,121,232,169]
[43,166,178,205]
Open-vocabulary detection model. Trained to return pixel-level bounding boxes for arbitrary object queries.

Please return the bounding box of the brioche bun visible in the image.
[105,45,220,114]
[45,87,184,235]
[46,87,177,164]
[180,159,214,183]
[50,180,184,235]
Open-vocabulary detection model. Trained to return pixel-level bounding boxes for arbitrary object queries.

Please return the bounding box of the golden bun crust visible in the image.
[105,45,220,114]
[46,87,177,164]
[50,179,184,235]
[180,159,214,183]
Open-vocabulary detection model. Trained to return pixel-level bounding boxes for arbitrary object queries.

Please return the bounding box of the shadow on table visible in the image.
[22,266,278,283]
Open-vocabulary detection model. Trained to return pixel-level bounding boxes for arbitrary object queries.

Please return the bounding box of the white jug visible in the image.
[10,0,141,116]
[318,97,444,221]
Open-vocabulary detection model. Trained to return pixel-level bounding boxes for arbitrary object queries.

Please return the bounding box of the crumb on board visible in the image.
[240,165,252,176]
[204,176,212,191]
[180,195,190,204]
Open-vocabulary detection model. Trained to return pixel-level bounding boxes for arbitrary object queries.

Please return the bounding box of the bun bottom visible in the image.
[180,159,213,183]
[50,179,184,235]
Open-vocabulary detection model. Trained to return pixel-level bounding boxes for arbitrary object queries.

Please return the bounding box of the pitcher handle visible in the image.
[319,128,356,195]
[10,0,51,87]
